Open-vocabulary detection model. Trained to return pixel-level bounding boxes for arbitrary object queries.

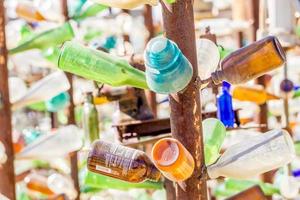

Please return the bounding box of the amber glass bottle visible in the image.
[210,36,285,85]
[16,2,45,22]
[151,138,195,182]
[24,174,54,196]
[87,140,161,183]
[232,85,280,105]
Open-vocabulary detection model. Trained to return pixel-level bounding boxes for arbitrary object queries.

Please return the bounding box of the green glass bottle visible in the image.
[84,170,163,190]
[73,3,108,21]
[295,141,300,155]
[42,47,61,65]
[83,92,100,144]
[58,41,148,89]
[224,179,280,196]
[9,22,75,55]
[203,118,226,165]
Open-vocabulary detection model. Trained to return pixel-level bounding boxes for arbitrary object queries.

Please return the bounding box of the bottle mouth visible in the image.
[152,138,179,167]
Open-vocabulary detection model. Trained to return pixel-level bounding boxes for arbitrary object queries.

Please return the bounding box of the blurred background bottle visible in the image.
[217,81,235,127]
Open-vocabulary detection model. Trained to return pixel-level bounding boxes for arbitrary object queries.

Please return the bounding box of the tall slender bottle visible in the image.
[208,36,285,85]
[207,129,295,179]
[58,41,148,89]
[9,22,75,55]
[203,118,226,165]
[232,85,280,105]
[83,92,100,145]
[87,140,161,183]
[144,36,193,94]
[91,0,158,9]
[217,82,235,127]
[151,138,195,182]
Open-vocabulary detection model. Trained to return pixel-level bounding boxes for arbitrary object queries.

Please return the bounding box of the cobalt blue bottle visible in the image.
[144,36,193,94]
[217,81,235,127]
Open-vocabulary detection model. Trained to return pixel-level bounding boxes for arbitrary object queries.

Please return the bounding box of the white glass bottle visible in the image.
[207,129,295,179]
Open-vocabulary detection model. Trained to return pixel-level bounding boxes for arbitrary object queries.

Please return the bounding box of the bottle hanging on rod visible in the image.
[90,0,158,9]
[232,85,280,105]
[58,41,148,89]
[204,36,285,86]
[151,138,195,182]
[82,92,100,145]
[87,140,161,183]
[9,22,75,55]
[217,81,235,127]
[144,36,193,94]
[207,129,295,179]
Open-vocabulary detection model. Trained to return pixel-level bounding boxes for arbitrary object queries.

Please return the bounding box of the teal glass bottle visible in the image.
[45,92,70,112]
[58,41,148,89]
[144,36,193,94]
[9,22,75,55]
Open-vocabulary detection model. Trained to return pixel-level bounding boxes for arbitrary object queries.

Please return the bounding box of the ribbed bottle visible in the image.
[144,36,193,94]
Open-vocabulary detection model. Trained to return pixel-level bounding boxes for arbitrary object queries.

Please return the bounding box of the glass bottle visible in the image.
[151,138,195,182]
[91,0,158,9]
[144,36,193,94]
[217,82,235,127]
[25,173,54,196]
[73,3,108,21]
[203,118,226,165]
[209,36,285,85]
[9,22,75,55]
[47,173,77,199]
[84,170,163,190]
[45,92,70,112]
[83,92,100,145]
[58,41,148,89]
[207,129,295,179]
[16,125,83,159]
[87,140,161,183]
[12,71,70,111]
[232,85,280,105]
[16,1,45,22]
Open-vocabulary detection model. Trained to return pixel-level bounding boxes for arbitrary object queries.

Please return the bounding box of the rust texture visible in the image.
[161,1,208,199]
[226,185,267,200]
[0,1,16,199]
[144,5,157,117]
[61,0,80,199]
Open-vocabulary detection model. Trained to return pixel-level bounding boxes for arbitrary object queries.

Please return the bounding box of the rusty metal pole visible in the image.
[61,1,80,199]
[0,2,16,199]
[161,1,208,200]
[144,5,157,117]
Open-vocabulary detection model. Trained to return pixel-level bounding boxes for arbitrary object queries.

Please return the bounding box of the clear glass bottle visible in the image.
[217,82,235,127]
[9,22,75,55]
[87,140,161,183]
[58,41,148,89]
[210,36,285,85]
[91,0,158,9]
[207,129,295,179]
[83,92,100,145]
[151,138,195,182]
[144,36,193,94]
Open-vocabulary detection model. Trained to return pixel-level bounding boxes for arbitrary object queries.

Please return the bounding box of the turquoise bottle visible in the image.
[144,36,193,94]
[9,22,75,55]
[58,41,148,89]
[202,118,226,165]
[45,92,70,112]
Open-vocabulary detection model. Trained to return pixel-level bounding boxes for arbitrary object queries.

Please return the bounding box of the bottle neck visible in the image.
[147,164,161,182]
[211,70,225,86]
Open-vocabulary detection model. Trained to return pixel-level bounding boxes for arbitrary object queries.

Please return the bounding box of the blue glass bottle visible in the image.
[144,36,193,94]
[217,81,235,127]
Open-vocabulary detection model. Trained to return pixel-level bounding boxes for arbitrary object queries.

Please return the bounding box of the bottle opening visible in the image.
[152,138,179,167]
[147,37,168,54]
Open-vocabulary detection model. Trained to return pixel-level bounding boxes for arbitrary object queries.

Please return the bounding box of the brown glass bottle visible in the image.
[211,36,285,85]
[87,140,161,183]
